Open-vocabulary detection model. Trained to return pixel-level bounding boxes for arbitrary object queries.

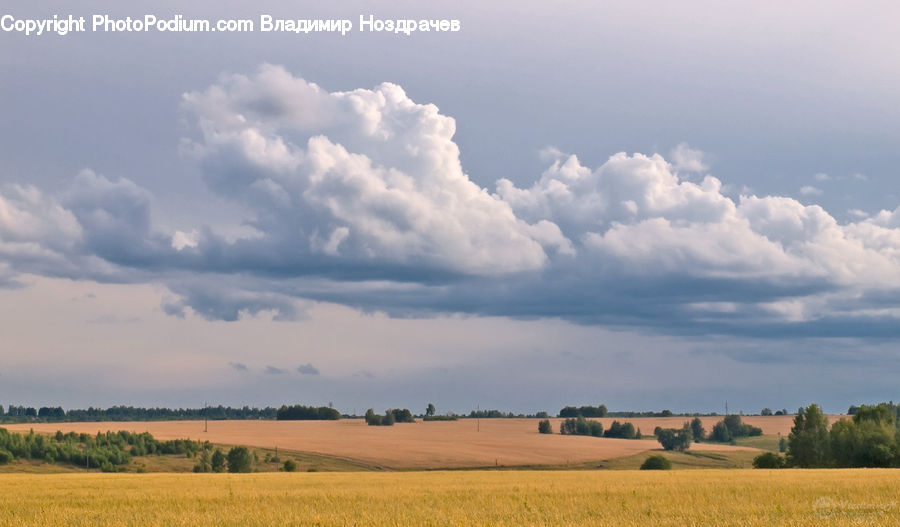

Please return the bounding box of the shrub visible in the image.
[538,419,553,434]
[283,459,298,472]
[0,450,12,464]
[752,452,785,469]
[640,455,672,470]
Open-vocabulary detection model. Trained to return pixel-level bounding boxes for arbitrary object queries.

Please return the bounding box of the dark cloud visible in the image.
[264,365,286,375]
[297,363,320,375]
[228,362,248,372]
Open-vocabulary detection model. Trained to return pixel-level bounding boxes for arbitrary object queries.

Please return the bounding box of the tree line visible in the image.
[0,405,278,423]
[275,405,340,420]
[0,428,203,472]
[365,408,415,426]
[538,417,642,439]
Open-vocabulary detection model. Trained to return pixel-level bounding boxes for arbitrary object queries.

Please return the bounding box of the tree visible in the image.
[709,421,731,442]
[640,455,671,470]
[426,403,435,417]
[227,446,252,473]
[689,418,706,442]
[538,419,553,434]
[283,459,298,472]
[382,409,396,426]
[657,426,692,451]
[604,421,636,439]
[787,404,830,467]
[211,448,226,473]
[761,408,773,416]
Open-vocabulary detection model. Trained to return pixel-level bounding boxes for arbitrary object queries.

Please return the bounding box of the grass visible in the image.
[0,469,898,525]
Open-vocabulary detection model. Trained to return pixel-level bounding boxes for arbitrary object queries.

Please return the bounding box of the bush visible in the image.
[752,452,785,469]
[283,459,298,472]
[226,446,252,473]
[538,419,553,434]
[640,455,672,470]
[0,450,12,464]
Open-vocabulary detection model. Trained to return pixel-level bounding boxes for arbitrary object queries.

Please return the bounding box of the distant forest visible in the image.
[0,405,278,423]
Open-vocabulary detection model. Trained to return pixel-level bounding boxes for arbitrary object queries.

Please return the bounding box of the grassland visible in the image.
[0,469,897,526]
[4,418,766,470]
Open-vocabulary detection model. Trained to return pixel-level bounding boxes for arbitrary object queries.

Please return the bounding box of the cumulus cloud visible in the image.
[3,65,900,337]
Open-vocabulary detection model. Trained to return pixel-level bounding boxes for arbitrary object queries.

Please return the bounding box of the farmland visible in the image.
[1,469,897,526]
[1,417,778,470]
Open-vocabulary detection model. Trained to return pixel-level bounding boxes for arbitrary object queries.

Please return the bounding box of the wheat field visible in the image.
[4,418,766,469]
[0,469,897,526]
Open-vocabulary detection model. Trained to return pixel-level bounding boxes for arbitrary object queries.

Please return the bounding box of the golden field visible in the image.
[1,469,897,526]
[1,418,774,469]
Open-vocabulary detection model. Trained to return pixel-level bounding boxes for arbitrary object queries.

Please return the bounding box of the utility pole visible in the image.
[725,400,729,416]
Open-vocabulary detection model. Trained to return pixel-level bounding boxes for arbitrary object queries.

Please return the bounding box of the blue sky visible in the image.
[2,1,900,414]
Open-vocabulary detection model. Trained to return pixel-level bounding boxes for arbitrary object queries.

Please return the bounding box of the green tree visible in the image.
[426,403,436,417]
[657,426,692,451]
[787,404,830,467]
[283,459,298,472]
[689,417,706,442]
[761,408,773,416]
[537,419,553,434]
[227,446,252,473]
[211,448,226,473]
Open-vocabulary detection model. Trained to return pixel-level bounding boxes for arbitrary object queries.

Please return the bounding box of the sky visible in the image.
[2,1,900,415]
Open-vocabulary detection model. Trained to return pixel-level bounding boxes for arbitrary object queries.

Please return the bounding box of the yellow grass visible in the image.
[4,419,760,470]
[1,469,897,526]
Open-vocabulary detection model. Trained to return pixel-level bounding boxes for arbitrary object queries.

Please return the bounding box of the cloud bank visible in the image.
[2,64,900,336]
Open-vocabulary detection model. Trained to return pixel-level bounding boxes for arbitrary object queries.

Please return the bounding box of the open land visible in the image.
[3,415,841,470]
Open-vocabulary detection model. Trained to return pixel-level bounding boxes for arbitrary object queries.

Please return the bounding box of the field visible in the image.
[1,469,897,526]
[1,417,781,470]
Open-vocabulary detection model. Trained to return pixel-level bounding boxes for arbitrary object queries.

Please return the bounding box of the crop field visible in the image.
[4,418,768,470]
[1,469,897,526]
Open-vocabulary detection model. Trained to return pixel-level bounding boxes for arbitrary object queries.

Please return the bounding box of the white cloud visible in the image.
[3,65,900,335]
[813,172,831,182]
[669,143,709,173]
[800,185,823,196]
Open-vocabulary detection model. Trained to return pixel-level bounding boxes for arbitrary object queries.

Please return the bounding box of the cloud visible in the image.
[297,362,320,375]
[264,365,286,375]
[669,143,709,173]
[228,362,248,371]
[799,185,823,196]
[2,65,900,338]
[813,173,831,182]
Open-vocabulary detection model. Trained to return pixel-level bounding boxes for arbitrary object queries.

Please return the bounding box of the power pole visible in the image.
[725,400,729,416]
